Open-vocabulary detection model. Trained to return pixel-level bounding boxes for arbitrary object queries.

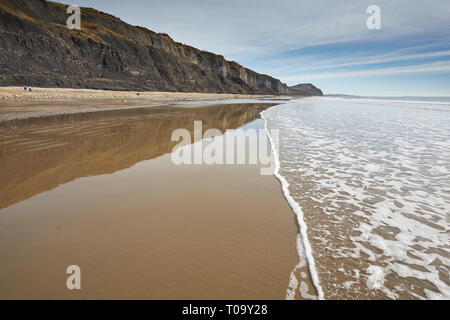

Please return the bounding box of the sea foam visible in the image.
[261,107,324,300]
[262,97,450,299]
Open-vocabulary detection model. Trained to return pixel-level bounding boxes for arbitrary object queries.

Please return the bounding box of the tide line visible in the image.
[261,105,325,300]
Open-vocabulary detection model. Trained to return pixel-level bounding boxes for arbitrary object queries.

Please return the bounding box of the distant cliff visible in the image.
[289,83,323,96]
[0,0,288,94]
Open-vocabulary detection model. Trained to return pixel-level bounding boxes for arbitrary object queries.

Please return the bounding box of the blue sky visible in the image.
[69,0,450,96]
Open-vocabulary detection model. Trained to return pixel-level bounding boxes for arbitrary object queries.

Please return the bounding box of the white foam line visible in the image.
[261,106,325,300]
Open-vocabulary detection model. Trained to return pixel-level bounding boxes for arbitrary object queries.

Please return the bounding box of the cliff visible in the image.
[289,83,323,96]
[0,0,288,94]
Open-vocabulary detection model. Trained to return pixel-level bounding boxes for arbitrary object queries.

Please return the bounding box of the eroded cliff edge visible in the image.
[0,0,288,94]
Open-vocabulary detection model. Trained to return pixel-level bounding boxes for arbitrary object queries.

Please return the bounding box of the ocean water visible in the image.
[262,97,450,300]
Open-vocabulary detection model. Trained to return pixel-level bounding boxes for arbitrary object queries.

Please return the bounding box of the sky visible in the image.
[68,0,450,96]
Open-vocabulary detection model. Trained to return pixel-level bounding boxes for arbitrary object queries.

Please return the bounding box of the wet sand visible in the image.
[0,102,314,299]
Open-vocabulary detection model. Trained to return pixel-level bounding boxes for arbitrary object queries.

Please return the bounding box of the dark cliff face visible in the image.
[289,83,323,96]
[0,0,288,94]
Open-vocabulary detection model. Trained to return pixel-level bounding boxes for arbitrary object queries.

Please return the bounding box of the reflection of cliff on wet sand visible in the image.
[0,103,273,209]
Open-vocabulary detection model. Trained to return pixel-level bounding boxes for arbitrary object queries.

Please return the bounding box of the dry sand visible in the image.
[0,87,270,101]
[0,87,279,122]
[0,102,315,299]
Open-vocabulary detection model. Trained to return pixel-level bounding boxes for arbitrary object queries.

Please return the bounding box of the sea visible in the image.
[262,96,450,299]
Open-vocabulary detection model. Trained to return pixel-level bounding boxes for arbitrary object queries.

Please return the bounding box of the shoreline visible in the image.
[0,101,313,299]
[0,87,288,124]
[262,98,450,299]
[261,107,323,300]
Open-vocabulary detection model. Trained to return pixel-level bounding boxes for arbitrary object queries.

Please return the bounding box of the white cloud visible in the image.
[283,61,450,82]
[72,0,450,59]
[254,48,450,76]
[69,0,450,94]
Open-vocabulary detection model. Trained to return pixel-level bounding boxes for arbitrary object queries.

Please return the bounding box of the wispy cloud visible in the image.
[69,0,450,95]
[278,50,450,74]
[284,61,450,81]
[71,0,450,58]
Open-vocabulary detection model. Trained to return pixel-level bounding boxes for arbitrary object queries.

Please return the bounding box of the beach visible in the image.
[0,87,273,101]
[0,87,278,122]
[0,97,315,299]
[2,91,447,300]
[2,0,448,306]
